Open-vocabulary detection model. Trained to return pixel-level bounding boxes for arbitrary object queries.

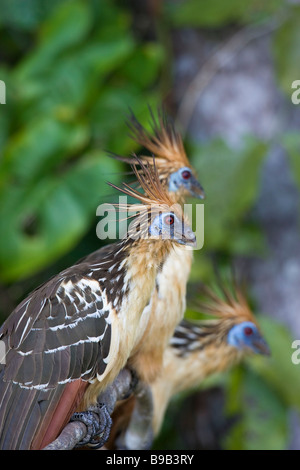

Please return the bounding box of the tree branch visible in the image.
[43,369,134,451]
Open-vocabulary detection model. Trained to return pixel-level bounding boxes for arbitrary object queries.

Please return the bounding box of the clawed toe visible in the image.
[70,403,112,449]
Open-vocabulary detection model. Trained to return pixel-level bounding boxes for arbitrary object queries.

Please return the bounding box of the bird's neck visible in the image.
[125,237,173,274]
[177,343,241,393]
[166,320,244,394]
[121,238,172,312]
[110,238,173,350]
[151,338,242,436]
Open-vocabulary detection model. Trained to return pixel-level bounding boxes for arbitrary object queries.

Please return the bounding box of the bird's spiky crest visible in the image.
[129,108,190,166]
[192,277,256,325]
[107,157,184,239]
[108,156,178,212]
[110,108,190,173]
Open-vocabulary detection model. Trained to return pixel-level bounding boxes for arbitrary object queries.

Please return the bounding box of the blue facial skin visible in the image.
[168,167,205,199]
[148,212,196,246]
[149,213,175,238]
[227,321,270,355]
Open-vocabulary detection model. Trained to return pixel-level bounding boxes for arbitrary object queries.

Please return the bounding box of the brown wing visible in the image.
[0,266,116,450]
[75,243,113,266]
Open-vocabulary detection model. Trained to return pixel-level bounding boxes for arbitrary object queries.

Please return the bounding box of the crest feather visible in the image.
[107,157,186,241]
[110,108,190,169]
[107,156,177,209]
[191,278,256,325]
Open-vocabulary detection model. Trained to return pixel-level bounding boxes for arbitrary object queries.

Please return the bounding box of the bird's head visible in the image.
[108,157,197,248]
[191,277,270,357]
[168,165,205,200]
[227,321,270,356]
[110,108,205,201]
[148,209,196,247]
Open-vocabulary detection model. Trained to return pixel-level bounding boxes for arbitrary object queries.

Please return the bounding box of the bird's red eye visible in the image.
[182,170,191,180]
[244,326,253,336]
[164,214,174,225]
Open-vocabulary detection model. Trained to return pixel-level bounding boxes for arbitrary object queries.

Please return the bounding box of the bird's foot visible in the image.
[70,403,112,449]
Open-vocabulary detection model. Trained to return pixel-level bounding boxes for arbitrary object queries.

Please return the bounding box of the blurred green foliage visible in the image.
[0,0,300,451]
[165,0,285,27]
[0,0,162,281]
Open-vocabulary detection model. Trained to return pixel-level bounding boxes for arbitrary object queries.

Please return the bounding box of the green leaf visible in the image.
[166,0,284,27]
[16,37,135,120]
[0,152,121,281]
[0,116,89,188]
[167,0,247,26]
[90,87,160,154]
[15,1,91,82]
[189,138,267,283]
[120,43,164,88]
[0,0,72,31]
[92,2,131,41]
[248,315,300,410]
[190,138,267,251]
[225,368,288,450]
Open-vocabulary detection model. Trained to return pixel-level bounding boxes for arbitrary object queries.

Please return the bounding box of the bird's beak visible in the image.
[177,226,197,248]
[252,336,271,356]
[190,176,205,200]
[183,234,197,248]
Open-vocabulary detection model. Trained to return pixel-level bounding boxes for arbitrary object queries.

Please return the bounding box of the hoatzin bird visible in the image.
[0,159,196,450]
[104,110,205,384]
[75,109,205,449]
[105,279,270,449]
